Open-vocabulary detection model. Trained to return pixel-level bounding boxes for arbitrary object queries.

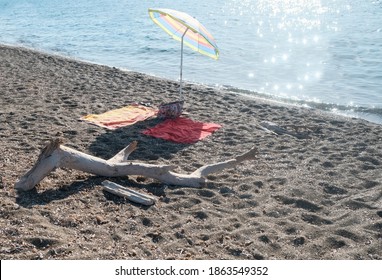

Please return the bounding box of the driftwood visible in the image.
[257,121,315,139]
[15,139,257,192]
[102,180,156,206]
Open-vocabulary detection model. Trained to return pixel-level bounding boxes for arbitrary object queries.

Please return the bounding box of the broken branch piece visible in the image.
[102,180,156,206]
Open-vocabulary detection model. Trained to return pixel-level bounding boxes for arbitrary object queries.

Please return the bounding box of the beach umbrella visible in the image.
[148,8,219,100]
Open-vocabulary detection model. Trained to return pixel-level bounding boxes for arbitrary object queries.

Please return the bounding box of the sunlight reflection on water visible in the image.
[222,0,335,102]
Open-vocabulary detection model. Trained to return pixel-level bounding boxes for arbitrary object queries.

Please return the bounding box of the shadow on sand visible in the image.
[87,117,191,161]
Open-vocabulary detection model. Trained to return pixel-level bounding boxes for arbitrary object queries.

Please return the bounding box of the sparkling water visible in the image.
[1,0,381,123]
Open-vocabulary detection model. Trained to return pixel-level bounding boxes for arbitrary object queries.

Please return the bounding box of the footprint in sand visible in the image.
[274,195,321,212]
[377,211,382,218]
[357,156,380,166]
[301,213,333,226]
[363,180,379,189]
[344,200,376,210]
[172,197,202,209]
[365,222,382,233]
[334,229,361,242]
[141,217,153,227]
[27,237,59,250]
[146,232,163,243]
[197,189,215,198]
[320,182,348,195]
[292,237,305,246]
[326,237,347,249]
[194,211,208,220]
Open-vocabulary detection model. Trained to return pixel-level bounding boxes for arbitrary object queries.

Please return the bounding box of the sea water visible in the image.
[1,0,381,123]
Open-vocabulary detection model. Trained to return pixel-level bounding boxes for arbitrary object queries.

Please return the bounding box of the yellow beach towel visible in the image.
[81,104,157,130]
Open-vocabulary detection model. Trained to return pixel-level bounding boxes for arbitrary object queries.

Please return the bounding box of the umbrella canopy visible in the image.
[148,8,219,99]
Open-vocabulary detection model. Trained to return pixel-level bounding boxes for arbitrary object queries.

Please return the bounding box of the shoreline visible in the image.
[1,44,381,260]
[3,42,382,125]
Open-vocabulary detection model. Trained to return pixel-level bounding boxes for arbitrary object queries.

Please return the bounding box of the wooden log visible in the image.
[14,139,257,191]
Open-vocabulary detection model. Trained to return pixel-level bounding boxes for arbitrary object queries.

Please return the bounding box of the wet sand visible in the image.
[0,44,381,260]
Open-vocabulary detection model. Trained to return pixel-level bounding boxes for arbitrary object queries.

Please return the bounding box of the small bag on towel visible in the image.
[157,101,184,119]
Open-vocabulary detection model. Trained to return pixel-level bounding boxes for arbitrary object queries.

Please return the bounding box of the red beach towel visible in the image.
[142,117,222,144]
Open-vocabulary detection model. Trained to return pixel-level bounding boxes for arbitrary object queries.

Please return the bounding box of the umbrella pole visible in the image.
[180,28,188,101]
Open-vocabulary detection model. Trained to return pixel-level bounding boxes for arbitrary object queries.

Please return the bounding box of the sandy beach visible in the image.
[0,44,381,260]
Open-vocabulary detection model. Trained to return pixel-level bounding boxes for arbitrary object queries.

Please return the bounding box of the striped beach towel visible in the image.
[81,104,157,130]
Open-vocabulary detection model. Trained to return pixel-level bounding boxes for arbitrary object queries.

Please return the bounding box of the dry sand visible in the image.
[0,44,381,260]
